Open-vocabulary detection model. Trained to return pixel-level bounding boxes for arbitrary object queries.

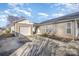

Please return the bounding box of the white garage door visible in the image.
[20,26,31,36]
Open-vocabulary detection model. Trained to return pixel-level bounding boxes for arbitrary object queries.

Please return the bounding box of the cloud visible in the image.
[27,8,32,12]
[4,9,10,14]
[4,6,32,17]
[0,4,32,27]
[8,3,18,7]
[0,15,8,25]
[14,7,32,16]
[38,12,48,17]
[8,3,24,7]
[4,9,18,16]
[50,3,79,13]
[20,10,31,16]
[63,3,79,11]
[0,15,7,21]
[0,15,9,27]
[7,3,33,17]
[52,13,64,18]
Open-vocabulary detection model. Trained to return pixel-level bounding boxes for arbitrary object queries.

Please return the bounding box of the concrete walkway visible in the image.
[10,36,66,56]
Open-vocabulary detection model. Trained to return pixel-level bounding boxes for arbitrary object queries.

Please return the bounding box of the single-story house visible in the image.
[0,28,5,35]
[0,28,3,32]
[34,12,79,39]
[8,16,33,37]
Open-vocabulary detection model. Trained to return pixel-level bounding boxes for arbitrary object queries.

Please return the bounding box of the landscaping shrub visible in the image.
[0,33,15,39]
[0,27,15,39]
[4,33,10,37]
[40,33,74,42]
[40,33,49,37]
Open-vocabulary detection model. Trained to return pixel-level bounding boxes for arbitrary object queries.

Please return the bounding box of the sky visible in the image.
[0,3,79,27]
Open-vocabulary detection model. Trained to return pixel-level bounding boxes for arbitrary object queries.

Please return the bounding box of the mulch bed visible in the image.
[40,33,79,42]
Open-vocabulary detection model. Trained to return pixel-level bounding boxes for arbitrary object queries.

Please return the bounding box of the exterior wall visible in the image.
[11,25,15,33]
[37,21,76,38]
[11,20,33,36]
[55,21,75,38]
[18,20,33,24]
[15,23,33,36]
[36,28,41,34]
[38,24,56,34]
[75,18,79,37]
[55,22,66,37]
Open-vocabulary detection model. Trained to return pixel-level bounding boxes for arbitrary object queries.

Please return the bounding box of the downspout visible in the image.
[75,18,78,37]
[14,22,17,36]
[14,23,16,36]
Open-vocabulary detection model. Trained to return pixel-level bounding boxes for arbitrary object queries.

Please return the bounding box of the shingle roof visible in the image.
[39,12,79,25]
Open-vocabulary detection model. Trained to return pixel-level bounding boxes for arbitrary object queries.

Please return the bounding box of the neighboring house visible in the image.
[0,28,4,33]
[9,16,33,37]
[0,28,5,35]
[0,28,3,32]
[35,12,79,38]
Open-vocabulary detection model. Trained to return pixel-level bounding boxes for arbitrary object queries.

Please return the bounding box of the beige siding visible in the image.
[15,23,33,36]
[11,25,15,33]
[55,22,66,37]
[55,21,75,38]
[37,21,75,38]
[18,20,33,24]
[38,24,56,34]
[36,28,41,34]
[11,20,33,36]
[20,26,32,36]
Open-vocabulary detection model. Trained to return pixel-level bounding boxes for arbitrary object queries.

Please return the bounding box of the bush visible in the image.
[41,33,73,42]
[40,33,49,37]
[61,38,73,42]
[5,28,11,34]
[0,33,15,39]
[0,28,15,39]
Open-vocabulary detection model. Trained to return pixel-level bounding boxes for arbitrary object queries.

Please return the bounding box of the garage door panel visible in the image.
[20,26,31,36]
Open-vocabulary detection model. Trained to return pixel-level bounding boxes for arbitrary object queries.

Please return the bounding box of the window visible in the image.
[46,29,49,32]
[66,22,71,34]
[77,22,79,28]
[77,22,79,36]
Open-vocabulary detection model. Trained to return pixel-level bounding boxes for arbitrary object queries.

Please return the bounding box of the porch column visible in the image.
[75,19,78,37]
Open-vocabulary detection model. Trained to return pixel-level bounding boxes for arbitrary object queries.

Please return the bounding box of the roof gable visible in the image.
[18,20,33,24]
